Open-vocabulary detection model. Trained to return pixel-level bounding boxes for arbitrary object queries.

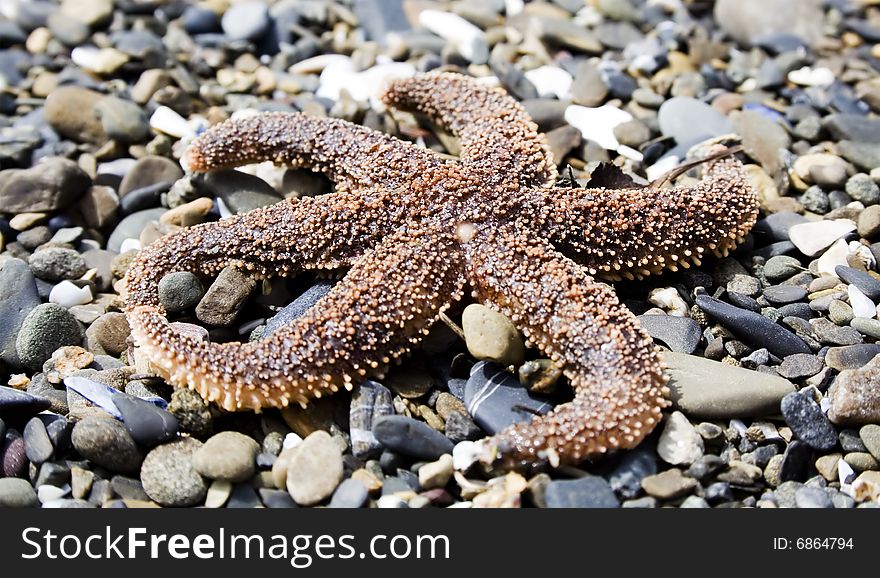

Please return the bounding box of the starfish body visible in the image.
[125,72,758,471]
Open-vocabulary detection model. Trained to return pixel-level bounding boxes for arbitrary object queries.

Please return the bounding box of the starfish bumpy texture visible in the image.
[124,72,759,471]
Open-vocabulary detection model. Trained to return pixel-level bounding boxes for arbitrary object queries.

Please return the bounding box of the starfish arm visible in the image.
[464,230,669,471]
[126,228,465,411]
[185,111,444,192]
[382,72,557,187]
[125,189,406,309]
[519,156,759,280]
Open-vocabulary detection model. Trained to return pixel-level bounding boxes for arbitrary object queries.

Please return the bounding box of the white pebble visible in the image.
[524,65,572,100]
[288,53,352,75]
[848,284,876,319]
[728,419,748,436]
[49,281,93,308]
[647,286,689,316]
[505,0,524,16]
[564,104,634,154]
[119,237,142,253]
[150,105,194,138]
[37,484,70,504]
[646,155,680,181]
[376,495,409,509]
[789,219,857,257]
[817,239,852,277]
[282,432,303,450]
[316,60,415,107]
[838,458,856,487]
[788,66,835,87]
[418,10,488,64]
[453,440,480,471]
[216,197,234,219]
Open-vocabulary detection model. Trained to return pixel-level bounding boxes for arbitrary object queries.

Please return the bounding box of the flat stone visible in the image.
[835,266,880,301]
[544,475,620,508]
[658,96,733,146]
[714,0,823,46]
[0,157,90,213]
[372,415,453,460]
[641,468,698,500]
[285,431,344,506]
[23,417,53,465]
[43,86,105,144]
[464,361,553,434]
[824,344,880,371]
[328,478,369,508]
[118,156,184,197]
[204,169,282,214]
[637,315,702,354]
[788,220,857,257]
[664,351,796,418]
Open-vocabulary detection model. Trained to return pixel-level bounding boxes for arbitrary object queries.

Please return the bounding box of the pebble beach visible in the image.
[1,0,880,509]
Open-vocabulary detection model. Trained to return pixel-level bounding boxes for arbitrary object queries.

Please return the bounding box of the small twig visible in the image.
[439,310,465,340]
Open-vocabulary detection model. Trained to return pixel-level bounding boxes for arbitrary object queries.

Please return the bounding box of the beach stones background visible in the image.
[0,0,878,509]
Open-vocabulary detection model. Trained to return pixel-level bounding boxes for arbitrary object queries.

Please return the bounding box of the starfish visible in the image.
[124,72,758,471]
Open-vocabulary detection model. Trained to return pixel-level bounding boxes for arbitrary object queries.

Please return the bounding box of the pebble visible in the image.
[196,266,257,326]
[695,295,810,357]
[372,415,453,460]
[0,257,40,368]
[824,344,880,371]
[192,431,259,483]
[140,438,207,507]
[221,1,271,42]
[23,416,53,465]
[714,0,823,46]
[795,486,833,508]
[848,285,876,319]
[0,478,38,508]
[158,271,205,313]
[29,248,87,282]
[418,454,454,490]
[829,300,855,325]
[636,315,701,354]
[204,169,282,214]
[264,281,335,337]
[95,96,149,143]
[664,351,795,418]
[780,392,838,451]
[828,354,880,425]
[859,205,880,238]
[43,86,105,144]
[852,318,880,339]
[285,431,344,506]
[608,447,658,500]
[777,354,823,379]
[836,266,880,301]
[149,106,194,139]
[544,476,620,508]
[788,220,857,257]
[106,208,167,253]
[564,104,636,156]
[461,304,525,367]
[763,285,807,304]
[118,156,184,197]
[845,174,880,205]
[349,379,393,459]
[641,468,698,500]
[0,157,91,214]
[464,361,553,434]
[657,96,733,146]
[15,303,84,371]
[49,281,92,308]
[418,10,487,64]
[657,411,704,466]
[328,478,369,508]
[112,393,178,447]
[71,417,143,474]
[205,480,232,508]
[861,425,880,462]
